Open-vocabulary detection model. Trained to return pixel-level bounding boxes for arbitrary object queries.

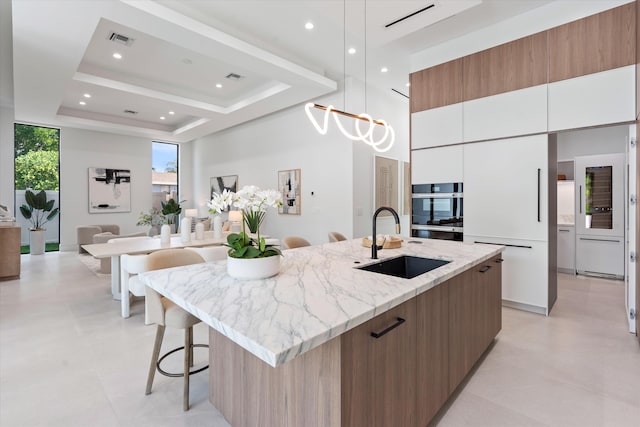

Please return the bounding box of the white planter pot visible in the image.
[29,229,46,255]
[227,255,280,280]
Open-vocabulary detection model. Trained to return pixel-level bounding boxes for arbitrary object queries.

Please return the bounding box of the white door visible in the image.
[463,134,549,241]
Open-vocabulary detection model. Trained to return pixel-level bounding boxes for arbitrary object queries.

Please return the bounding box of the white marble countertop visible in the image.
[140,238,503,367]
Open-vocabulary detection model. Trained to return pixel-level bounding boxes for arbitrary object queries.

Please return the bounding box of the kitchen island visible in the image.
[141,238,503,427]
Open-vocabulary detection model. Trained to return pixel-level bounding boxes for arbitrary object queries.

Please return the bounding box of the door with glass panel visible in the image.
[575,153,625,278]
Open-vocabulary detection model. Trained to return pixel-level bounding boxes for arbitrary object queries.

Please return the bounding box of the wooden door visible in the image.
[341,299,417,427]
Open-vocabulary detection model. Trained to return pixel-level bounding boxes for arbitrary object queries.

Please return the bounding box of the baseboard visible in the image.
[557,268,576,275]
[502,299,548,316]
[577,270,624,281]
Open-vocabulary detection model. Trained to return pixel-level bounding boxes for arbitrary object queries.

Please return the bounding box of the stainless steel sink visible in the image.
[356,255,450,279]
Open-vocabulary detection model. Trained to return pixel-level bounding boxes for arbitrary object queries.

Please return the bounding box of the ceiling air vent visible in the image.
[385,4,435,28]
[123,109,138,115]
[225,73,243,81]
[108,32,134,46]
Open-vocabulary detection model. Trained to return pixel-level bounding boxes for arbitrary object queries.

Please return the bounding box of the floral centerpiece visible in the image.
[208,185,283,279]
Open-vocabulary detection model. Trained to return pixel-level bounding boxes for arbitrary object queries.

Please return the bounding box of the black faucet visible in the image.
[371,206,401,259]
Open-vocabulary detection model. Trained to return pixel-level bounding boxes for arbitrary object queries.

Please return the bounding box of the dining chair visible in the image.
[184,245,228,261]
[143,249,207,411]
[328,231,347,242]
[282,236,311,249]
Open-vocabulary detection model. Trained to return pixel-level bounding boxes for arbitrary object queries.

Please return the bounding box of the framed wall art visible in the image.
[88,167,131,213]
[210,175,238,199]
[278,169,301,215]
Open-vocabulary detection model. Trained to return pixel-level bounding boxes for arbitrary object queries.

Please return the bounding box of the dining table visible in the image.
[82,231,229,317]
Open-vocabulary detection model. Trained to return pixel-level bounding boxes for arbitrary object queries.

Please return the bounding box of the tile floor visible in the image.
[1,252,639,426]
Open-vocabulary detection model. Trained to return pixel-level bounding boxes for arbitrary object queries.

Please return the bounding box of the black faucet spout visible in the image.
[371,206,401,259]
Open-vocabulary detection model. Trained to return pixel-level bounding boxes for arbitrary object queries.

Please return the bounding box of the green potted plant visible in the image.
[161,198,184,232]
[19,189,59,255]
[208,186,282,279]
[136,207,166,236]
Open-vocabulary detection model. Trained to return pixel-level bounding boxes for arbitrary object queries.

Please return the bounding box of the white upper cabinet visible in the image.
[411,145,463,184]
[463,134,549,241]
[411,103,463,149]
[548,65,635,132]
[463,85,548,143]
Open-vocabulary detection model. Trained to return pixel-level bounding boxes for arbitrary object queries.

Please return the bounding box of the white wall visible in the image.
[350,78,410,239]
[191,80,410,245]
[0,0,14,211]
[59,127,152,251]
[557,125,628,161]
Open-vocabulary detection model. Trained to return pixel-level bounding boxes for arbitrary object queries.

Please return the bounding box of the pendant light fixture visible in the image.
[304,0,395,153]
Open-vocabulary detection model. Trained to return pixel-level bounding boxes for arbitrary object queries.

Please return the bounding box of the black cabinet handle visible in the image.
[371,317,406,339]
[479,265,491,273]
[495,258,504,263]
[537,168,541,222]
[579,185,582,214]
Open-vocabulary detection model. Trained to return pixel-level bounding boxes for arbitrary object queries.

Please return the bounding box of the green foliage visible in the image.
[15,150,59,190]
[243,210,265,234]
[160,198,184,224]
[19,189,59,230]
[226,232,282,259]
[14,124,59,157]
[14,124,60,191]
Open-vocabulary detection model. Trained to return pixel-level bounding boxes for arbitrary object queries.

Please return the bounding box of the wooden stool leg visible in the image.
[183,326,192,411]
[188,327,194,367]
[146,325,165,395]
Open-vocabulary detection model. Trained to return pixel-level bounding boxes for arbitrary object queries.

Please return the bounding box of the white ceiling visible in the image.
[11,0,553,143]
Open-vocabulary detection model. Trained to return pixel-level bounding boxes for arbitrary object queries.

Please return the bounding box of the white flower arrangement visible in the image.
[208,185,283,258]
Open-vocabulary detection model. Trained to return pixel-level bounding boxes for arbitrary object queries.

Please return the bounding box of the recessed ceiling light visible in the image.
[381,67,388,73]
[348,47,356,55]
[160,116,166,120]
[79,101,86,105]
[305,22,314,30]
[112,52,122,59]
[216,83,222,88]
[168,111,175,115]
[406,82,411,87]
[83,93,91,98]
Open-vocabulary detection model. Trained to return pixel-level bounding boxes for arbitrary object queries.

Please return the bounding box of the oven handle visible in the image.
[412,225,463,233]
[412,193,463,199]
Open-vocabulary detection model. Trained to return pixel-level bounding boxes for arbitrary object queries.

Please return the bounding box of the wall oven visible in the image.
[411,183,463,241]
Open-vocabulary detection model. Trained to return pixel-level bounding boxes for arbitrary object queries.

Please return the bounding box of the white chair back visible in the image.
[184,246,228,261]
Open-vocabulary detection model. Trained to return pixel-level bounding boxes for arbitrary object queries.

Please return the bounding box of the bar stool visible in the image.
[143,249,206,411]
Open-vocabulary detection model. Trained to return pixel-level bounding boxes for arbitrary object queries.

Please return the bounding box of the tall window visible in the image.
[14,124,60,253]
[151,142,179,210]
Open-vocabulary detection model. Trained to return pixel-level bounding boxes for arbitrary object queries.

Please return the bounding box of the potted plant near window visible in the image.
[161,198,183,232]
[136,207,166,236]
[19,189,59,255]
[209,186,282,279]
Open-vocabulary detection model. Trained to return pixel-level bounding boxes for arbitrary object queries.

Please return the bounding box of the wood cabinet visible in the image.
[0,226,21,280]
[416,284,449,426]
[548,2,636,83]
[463,32,547,101]
[341,299,416,427]
[410,58,463,113]
[210,266,503,427]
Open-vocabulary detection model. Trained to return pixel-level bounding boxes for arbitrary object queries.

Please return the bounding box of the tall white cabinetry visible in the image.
[463,134,557,315]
